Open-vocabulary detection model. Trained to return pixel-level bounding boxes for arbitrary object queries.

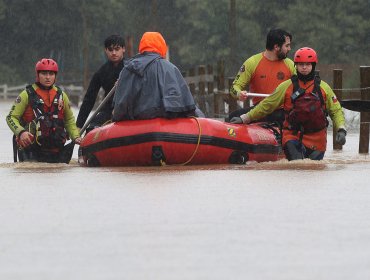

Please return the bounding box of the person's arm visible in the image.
[321,82,346,130]
[229,56,259,100]
[63,93,81,141]
[76,71,102,128]
[321,81,346,145]
[5,91,36,148]
[244,80,290,123]
[6,90,29,136]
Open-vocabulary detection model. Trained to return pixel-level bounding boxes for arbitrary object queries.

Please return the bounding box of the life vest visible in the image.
[286,75,328,134]
[25,85,67,149]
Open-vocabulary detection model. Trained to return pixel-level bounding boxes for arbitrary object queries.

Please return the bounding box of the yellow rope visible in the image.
[179,117,202,165]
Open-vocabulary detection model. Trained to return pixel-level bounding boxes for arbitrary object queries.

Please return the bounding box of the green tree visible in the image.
[0,0,369,86]
[277,0,370,64]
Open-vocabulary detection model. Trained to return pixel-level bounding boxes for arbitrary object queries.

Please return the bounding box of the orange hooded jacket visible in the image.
[139,32,167,58]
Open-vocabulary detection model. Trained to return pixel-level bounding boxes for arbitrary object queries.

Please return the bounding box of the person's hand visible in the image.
[74,137,82,145]
[230,114,251,124]
[18,131,34,148]
[335,129,347,145]
[238,91,248,101]
[230,117,243,124]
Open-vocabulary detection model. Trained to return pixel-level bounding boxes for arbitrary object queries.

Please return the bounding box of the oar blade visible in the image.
[340,100,370,112]
[59,141,75,164]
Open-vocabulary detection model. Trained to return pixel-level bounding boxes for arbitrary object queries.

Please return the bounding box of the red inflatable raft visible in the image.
[78,118,283,167]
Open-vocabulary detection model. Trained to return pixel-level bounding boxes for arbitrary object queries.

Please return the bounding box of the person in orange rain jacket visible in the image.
[229,28,296,125]
[112,31,203,121]
[6,58,81,163]
[230,47,346,161]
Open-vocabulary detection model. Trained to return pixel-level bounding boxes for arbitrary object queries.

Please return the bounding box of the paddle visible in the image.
[339,100,370,112]
[244,92,269,98]
[246,93,370,113]
[12,135,18,162]
[61,85,117,163]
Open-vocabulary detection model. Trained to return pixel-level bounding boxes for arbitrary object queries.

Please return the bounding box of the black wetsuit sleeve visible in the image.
[76,71,101,128]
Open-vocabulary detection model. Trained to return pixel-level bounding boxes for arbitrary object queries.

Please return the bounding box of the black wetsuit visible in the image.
[76,60,124,131]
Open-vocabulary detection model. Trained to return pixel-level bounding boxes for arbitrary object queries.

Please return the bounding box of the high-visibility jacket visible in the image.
[247,78,346,152]
[6,83,80,141]
[230,52,296,104]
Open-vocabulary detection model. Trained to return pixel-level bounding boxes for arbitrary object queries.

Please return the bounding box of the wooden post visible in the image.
[125,35,134,58]
[207,65,214,94]
[333,69,343,150]
[214,60,225,118]
[217,60,225,90]
[207,65,214,118]
[359,66,370,154]
[198,65,206,115]
[188,68,196,95]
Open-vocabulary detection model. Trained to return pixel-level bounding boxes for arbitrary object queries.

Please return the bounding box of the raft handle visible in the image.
[152,146,166,166]
[229,150,248,164]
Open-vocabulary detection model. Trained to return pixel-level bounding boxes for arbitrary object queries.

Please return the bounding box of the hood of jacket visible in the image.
[124,53,161,77]
[139,32,167,58]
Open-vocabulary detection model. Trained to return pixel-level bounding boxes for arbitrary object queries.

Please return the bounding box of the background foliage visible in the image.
[0,0,369,86]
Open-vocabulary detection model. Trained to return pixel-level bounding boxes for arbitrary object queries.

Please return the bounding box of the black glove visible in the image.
[230,117,243,124]
[335,129,347,145]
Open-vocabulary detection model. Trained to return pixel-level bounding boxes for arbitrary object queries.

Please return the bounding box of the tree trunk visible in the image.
[81,0,89,90]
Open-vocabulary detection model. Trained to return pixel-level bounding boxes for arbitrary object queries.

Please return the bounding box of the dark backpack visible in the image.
[287,75,328,133]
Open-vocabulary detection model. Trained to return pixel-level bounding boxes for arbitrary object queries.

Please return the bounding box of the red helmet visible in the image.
[35,58,58,73]
[294,47,318,63]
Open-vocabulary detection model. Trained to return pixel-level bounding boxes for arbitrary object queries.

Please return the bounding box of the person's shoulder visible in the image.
[277,78,293,90]
[318,78,329,86]
[158,58,180,72]
[18,88,29,98]
[52,85,68,96]
[239,52,263,73]
[159,57,173,66]
[283,57,295,66]
[283,58,296,73]
[246,52,263,64]
[319,79,333,91]
[97,60,111,72]
[143,53,166,68]
[13,87,29,105]
[23,84,37,96]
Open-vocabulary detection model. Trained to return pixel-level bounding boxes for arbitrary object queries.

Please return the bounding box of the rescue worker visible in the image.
[230,47,346,161]
[229,28,296,125]
[112,31,198,121]
[6,58,82,163]
[76,34,125,133]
